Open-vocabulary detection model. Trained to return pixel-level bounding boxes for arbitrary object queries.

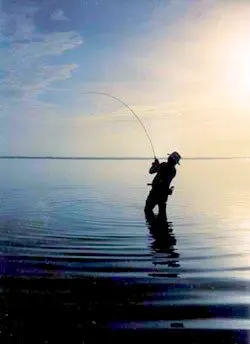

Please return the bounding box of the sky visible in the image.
[2,0,250,157]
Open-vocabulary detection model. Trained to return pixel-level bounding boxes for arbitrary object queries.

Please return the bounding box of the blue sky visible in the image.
[2,0,250,157]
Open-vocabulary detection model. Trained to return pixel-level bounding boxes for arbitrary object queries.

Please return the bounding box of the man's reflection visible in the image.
[145,213,180,275]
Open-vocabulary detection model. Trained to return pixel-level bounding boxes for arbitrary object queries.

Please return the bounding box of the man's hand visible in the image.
[149,157,160,174]
[152,158,160,167]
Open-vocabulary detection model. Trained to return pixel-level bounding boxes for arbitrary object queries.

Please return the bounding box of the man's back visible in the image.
[152,162,176,190]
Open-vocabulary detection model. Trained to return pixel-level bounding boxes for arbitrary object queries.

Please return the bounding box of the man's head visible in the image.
[168,151,181,165]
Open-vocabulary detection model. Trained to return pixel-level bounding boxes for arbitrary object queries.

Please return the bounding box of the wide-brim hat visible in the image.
[168,151,181,164]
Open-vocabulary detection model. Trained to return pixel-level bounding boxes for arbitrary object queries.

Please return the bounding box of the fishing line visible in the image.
[82,91,156,158]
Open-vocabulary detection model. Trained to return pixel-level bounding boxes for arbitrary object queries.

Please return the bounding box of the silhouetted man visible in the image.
[144,151,181,221]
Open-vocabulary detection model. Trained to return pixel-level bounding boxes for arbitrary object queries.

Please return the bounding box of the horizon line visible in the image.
[0,155,250,160]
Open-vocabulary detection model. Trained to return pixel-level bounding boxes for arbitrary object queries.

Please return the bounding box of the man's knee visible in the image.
[144,201,152,213]
[158,202,167,212]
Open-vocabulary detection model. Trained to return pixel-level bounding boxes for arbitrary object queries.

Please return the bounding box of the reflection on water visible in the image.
[146,215,180,277]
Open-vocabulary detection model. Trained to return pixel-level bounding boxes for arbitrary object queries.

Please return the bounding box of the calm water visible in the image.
[1,158,250,343]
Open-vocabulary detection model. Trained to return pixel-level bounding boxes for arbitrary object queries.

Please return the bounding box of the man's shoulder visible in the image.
[160,162,168,167]
[160,162,173,168]
[160,162,176,173]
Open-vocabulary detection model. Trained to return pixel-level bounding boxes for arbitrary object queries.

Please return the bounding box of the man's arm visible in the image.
[149,158,160,174]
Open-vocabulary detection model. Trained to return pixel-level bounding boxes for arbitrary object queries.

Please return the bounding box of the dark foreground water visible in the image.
[1,158,250,343]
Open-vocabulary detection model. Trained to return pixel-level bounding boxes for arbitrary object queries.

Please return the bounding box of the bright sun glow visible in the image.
[225,38,250,101]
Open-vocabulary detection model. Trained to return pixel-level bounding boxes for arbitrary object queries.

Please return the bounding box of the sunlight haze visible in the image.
[1,0,250,157]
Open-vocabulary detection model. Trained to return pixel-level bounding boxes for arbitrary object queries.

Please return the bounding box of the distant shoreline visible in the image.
[0,156,152,160]
[0,156,249,160]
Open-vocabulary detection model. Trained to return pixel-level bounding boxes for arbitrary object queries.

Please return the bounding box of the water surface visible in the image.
[1,158,250,343]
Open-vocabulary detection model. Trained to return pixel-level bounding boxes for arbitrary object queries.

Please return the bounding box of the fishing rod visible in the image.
[82,91,156,158]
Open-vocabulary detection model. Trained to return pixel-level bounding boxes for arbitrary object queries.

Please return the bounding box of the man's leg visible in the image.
[144,191,157,222]
[158,196,168,221]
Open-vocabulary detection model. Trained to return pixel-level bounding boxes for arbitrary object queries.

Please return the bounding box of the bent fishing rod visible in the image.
[82,91,156,159]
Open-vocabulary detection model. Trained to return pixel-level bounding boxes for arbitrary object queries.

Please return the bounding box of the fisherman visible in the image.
[144,151,181,221]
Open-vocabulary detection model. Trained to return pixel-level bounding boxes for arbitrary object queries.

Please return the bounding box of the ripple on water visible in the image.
[2,159,250,342]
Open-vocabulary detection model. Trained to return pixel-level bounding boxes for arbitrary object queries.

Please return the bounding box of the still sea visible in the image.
[1,158,250,343]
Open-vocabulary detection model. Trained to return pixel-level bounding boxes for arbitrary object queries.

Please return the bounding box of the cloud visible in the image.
[51,9,70,22]
[0,0,38,42]
[23,64,78,99]
[0,1,83,109]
